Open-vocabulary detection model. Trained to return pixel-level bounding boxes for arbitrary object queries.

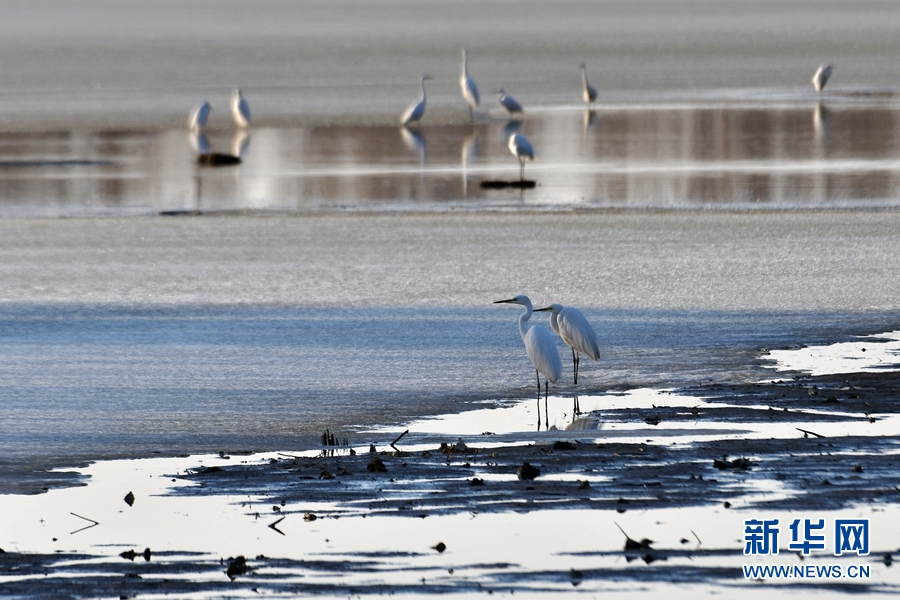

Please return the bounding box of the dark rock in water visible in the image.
[159,210,203,217]
[480,179,536,189]
[225,555,249,580]
[469,477,485,486]
[432,542,446,553]
[120,549,137,561]
[517,461,540,480]
[123,491,135,507]
[197,153,241,167]
[367,457,387,472]
[552,440,576,451]
[142,548,152,562]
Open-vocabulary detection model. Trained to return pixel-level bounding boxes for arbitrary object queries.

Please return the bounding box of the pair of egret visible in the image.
[189,88,251,132]
[495,295,601,422]
[461,49,524,119]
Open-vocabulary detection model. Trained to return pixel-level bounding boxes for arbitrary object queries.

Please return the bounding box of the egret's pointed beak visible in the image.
[534,306,552,312]
[494,298,516,304]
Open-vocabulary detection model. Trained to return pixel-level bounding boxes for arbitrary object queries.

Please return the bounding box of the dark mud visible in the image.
[170,371,900,515]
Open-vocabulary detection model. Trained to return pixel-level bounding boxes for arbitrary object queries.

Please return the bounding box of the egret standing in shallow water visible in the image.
[580,63,598,104]
[401,75,431,126]
[460,49,480,120]
[231,88,251,128]
[497,88,524,116]
[508,133,534,181]
[535,303,600,383]
[188,101,212,132]
[495,295,563,428]
[812,64,832,92]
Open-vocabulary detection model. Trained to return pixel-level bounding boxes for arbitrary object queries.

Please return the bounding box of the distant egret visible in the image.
[497,88,524,115]
[580,63,598,104]
[495,295,563,428]
[188,102,212,132]
[401,75,431,126]
[507,133,534,181]
[460,49,480,120]
[812,64,832,92]
[534,304,601,386]
[231,88,251,128]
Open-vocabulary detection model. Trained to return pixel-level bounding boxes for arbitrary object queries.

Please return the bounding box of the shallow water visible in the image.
[4,101,900,215]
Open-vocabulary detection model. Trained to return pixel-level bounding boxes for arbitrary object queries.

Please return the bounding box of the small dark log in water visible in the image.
[480,179,536,189]
[196,153,241,167]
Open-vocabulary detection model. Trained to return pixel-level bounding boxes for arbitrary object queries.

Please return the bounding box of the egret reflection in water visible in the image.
[188,130,210,155]
[232,129,251,158]
[460,131,479,197]
[583,109,598,132]
[814,103,832,139]
[400,125,426,163]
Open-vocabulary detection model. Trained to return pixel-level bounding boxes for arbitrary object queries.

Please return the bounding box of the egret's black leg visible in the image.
[535,370,541,430]
[572,347,578,384]
[573,393,580,415]
[544,380,549,429]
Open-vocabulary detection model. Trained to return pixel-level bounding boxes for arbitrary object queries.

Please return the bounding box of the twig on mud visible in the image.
[70,512,99,535]
[268,516,286,536]
[391,429,409,451]
[691,529,702,546]
[796,427,826,438]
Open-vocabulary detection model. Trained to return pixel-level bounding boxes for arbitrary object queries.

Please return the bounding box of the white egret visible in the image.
[580,63,598,104]
[497,88,524,115]
[460,49,480,120]
[507,133,534,181]
[534,304,600,385]
[231,88,251,128]
[812,64,832,92]
[495,295,563,428]
[401,75,431,126]
[188,101,212,132]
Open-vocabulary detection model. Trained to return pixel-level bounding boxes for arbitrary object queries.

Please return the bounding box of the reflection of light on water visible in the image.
[762,330,900,376]
[366,387,900,448]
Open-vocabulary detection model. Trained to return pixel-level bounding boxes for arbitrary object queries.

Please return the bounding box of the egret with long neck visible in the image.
[495,294,563,428]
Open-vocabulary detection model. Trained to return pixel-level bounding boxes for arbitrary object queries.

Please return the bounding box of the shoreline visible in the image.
[2,368,899,596]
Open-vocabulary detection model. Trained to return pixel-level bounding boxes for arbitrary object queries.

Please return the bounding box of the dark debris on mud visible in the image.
[173,371,900,516]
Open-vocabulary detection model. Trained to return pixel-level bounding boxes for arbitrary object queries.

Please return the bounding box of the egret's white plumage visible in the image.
[495,295,562,426]
[535,303,600,385]
[231,88,251,128]
[508,133,534,180]
[460,49,480,118]
[497,87,524,115]
[812,64,832,92]
[401,75,431,126]
[580,63,598,104]
[188,101,212,132]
